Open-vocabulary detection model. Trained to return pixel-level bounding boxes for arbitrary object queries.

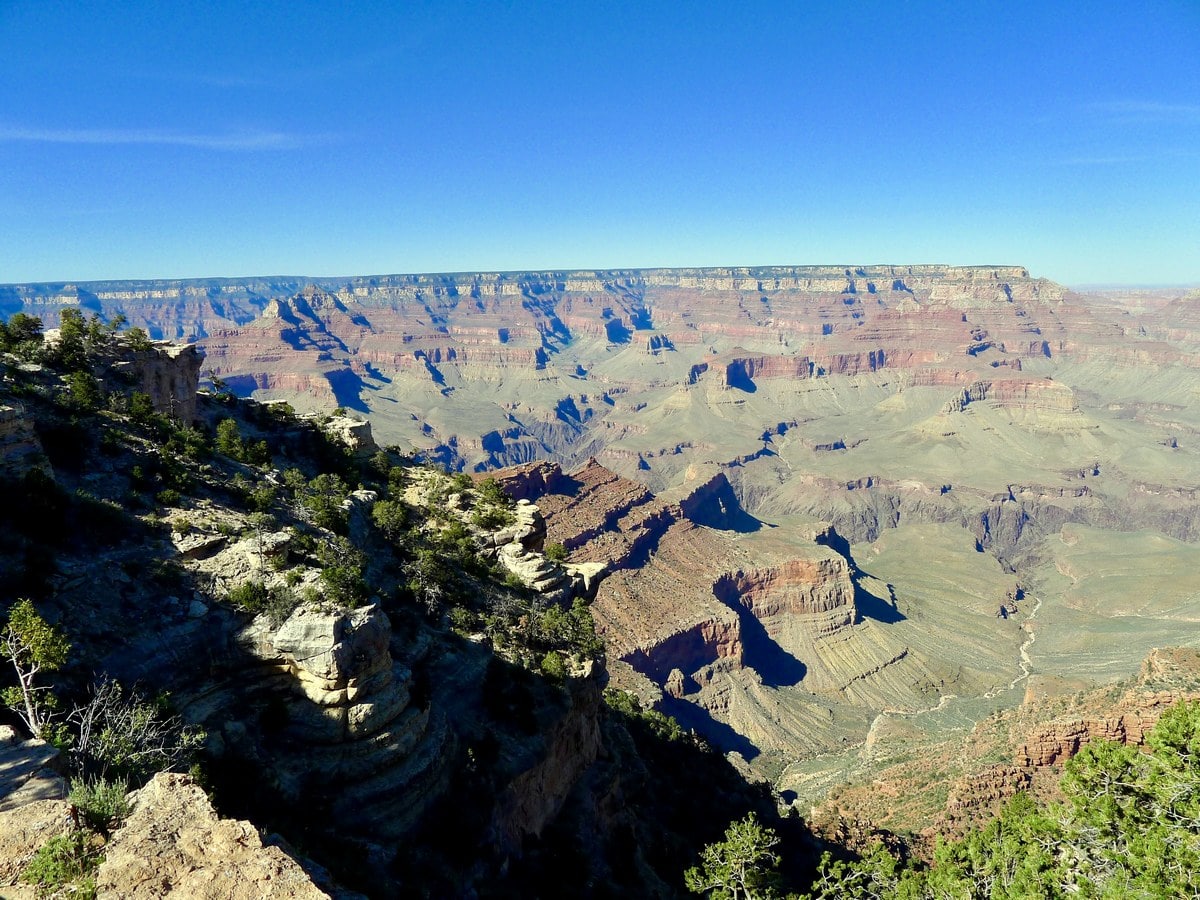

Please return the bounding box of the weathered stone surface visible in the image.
[273,603,391,688]
[322,415,378,458]
[0,797,73,889]
[171,530,228,560]
[111,340,204,423]
[0,402,45,476]
[0,726,65,813]
[95,772,332,899]
[494,661,605,852]
[498,543,566,592]
[563,561,608,600]
[1014,691,1200,767]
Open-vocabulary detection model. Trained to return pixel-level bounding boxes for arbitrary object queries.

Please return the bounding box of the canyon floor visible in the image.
[6,265,1199,825]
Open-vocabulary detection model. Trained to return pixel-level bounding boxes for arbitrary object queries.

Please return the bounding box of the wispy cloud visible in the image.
[0,124,313,150]
[1051,146,1195,167]
[1087,101,1200,125]
[1054,153,1158,166]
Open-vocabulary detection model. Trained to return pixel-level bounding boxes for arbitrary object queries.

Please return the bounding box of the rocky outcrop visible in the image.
[713,557,856,642]
[934,764,1042,836]
[110,341,205,422]
[96,773,335,899]
[498,542,574,599]
[940,378,1079,415]
[232,602,443,826]
[1014,682,1200,767]
[0,402,46,476]
[476,498,547,554]
[623,612,744,684]
[319,414,379,459]
[268,604,401,736]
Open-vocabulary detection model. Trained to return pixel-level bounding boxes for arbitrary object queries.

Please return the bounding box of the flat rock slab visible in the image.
[0,726,65,813]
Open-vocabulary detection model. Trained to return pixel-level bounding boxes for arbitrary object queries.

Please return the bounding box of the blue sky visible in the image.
[1,1,1197,285]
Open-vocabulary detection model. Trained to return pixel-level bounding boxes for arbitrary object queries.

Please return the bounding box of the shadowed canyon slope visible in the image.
[5,265,1200,810]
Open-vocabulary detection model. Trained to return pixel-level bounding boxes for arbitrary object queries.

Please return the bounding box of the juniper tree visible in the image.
[685,812,782,899]
[2,599,69,740]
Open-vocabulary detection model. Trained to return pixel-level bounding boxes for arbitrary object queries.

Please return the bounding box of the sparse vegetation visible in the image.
[16,308,1176,899]
[68,678,204,784]
[21,829,100,899]
[69,776,131,835]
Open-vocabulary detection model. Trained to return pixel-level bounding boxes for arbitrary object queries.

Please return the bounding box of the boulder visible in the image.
[273,603,391,689]
[497,543,569,600]
[171,531,228,560]
[96,772,334,899]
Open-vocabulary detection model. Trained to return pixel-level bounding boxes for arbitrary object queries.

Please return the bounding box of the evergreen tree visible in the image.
[685,812,782,899]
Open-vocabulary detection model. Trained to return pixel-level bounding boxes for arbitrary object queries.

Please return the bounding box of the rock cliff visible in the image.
[0,403,45,476]
[113,341,205,423]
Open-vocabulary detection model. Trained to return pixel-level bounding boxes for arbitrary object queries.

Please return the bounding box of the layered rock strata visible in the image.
[232,602,447,842]
[492,460,903,737]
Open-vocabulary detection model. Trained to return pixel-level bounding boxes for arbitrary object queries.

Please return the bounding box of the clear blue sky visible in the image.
[1,1,1197,285]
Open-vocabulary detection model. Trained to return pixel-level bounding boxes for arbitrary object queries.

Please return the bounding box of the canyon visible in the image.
[4,264,1199,822]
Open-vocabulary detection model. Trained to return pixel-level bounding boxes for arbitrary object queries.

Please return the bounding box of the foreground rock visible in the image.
[0,798,73,891]
[96,772,336,899]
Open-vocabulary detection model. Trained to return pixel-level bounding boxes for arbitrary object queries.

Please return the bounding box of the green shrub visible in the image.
[215,418,243,458]
[372,498,409,542]
[129,391,155,423]
[0,312,44,354]
[124,326,152,351]
[448,606,475,633]
[245,438,271,466]
[226,580,300,624]
[155,488,181,507]
[249,484,277,513]
[69,776,130,834]
[228,580,268,610]
[163,424,210,460]
[21,830,100,897]
[603,689,687,743]
[303,473,350,532]
[545,542,568,562]
[321,563,368,609]
[282,467,308,493]
[66,371,104,412]
[540,650,567,683]
[477,477,507,503]
[471,505,512,530]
